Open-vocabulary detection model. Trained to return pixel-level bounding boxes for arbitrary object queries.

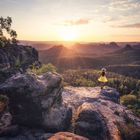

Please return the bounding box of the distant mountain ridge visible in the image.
[116,44,133,53]
[72,42,120,55]
[38,43,140,74]
[39,45,77,58]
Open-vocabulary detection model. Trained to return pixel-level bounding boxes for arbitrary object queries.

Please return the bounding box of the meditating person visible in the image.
[98,68,108,89]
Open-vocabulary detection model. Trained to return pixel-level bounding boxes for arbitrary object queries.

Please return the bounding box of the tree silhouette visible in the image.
[0,16,18,47]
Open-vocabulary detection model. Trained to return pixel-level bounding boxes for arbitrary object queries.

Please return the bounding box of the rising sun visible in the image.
[57,27,77,41]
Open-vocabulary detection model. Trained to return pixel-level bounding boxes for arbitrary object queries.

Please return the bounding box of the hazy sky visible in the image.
[0,0,140,42]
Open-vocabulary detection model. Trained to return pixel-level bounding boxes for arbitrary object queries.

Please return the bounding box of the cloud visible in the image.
[103,16,119,23]
[113,23,140,28]
[109,0,140,11]
[63,18,91,26]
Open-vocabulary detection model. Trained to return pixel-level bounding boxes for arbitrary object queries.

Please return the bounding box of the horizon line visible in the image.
[19,40,140,43]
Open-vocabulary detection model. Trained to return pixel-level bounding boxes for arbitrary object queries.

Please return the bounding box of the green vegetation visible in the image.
[30,63,57,75]
[120,95,137,106]
[107,65,140,79]
[0,17,17,47]
[62,69,140,116]
[120,94,140,116]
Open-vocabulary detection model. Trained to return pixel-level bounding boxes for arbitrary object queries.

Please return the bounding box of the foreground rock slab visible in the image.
[48,132,89,140]
[0,72,72,131]
[63,86,140,140]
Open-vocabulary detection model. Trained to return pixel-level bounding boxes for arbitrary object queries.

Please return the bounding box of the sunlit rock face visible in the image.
[48,132,89,140]
[62,86,140,140]
[0,72,72,131]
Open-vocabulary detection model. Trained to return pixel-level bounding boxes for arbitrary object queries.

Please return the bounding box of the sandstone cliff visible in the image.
[0,45,139,140]
[63,86,140,140]
[0,45,39,83]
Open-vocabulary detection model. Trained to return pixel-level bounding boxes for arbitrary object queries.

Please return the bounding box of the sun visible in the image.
[57,27,77,41]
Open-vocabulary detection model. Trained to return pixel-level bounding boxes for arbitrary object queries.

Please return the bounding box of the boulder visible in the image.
[75,101,140,140]
[62,86,120,109]
[0,45,39,83]
[0,45,38,71]
[0,127,53,140]
[0,72,72,131]
[63,86,140,140]
[48,132,89,140]
[99,87,120,103]
[43,106,72,131]
[75,103,113,140]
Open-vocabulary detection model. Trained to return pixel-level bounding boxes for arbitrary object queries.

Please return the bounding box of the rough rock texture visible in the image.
[0,131,89,140]
[0,44,139,140]
[0,45,39,84]
[75,103,109,140]
[0,72,72,131]
[44,106,72,131]
[0,127,53,140]
[62,86,140,140]
[48,132,89,140]
[0,45,38,71]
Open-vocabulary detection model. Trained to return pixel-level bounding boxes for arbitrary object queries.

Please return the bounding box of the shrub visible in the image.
[30,63,57,75]
[120,94,137,106]
[75,78,95,87]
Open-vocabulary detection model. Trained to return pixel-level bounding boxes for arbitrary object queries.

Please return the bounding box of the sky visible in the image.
[0,0,140,42]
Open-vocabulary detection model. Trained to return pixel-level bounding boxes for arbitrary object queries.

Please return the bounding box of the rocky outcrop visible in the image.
[62,86,140,140]
[0,45,139,140]
[0,128,51,140]
[0,75,139,140]
[0,45,38,71]
[44,106,72,131]
[75,103,109,140]
[48,132,89,140]
[0,72,72,132]
[0,45,39,83]
[0,130,89,140]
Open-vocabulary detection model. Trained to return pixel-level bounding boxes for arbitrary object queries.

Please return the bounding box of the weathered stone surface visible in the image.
[0,45,38,71]
[48,132,89,140]
[0,127,53,140]
[75,103,110,140]
[43,106,72,131]
[62,86,140,140]
[0,72,72,131]
[99,87,120,103]
[0,45,40,84]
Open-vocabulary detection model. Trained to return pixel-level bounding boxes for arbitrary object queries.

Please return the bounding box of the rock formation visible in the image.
[0,45,38,71]
[48,132,89,140]
[62,86,140,140]
[0,45,139,140]
[0,45,40,84]
[0,45,73,139]
[0,72,72,131]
